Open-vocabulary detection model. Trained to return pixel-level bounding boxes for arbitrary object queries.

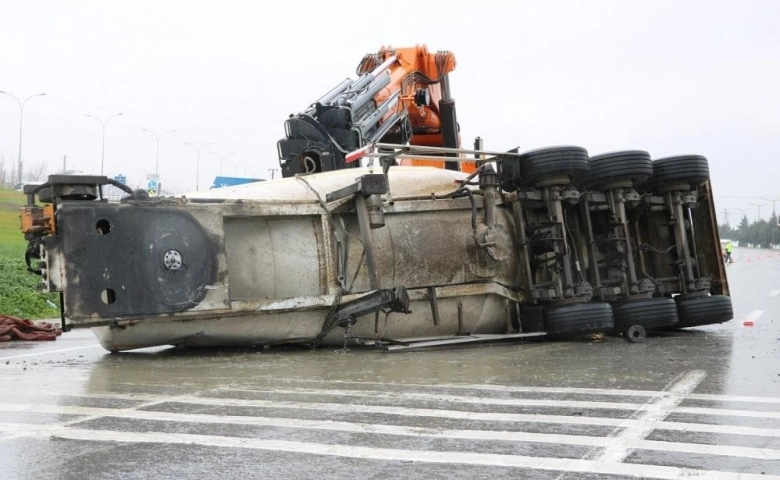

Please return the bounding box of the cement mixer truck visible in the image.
[19,46,732,352]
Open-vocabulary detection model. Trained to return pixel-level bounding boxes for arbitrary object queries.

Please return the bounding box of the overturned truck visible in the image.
[21,144,732,352]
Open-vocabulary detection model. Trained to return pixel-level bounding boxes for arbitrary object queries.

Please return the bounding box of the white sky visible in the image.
[1,0,779,224]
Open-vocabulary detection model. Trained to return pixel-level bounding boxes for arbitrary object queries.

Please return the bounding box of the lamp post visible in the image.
[142,129,177,176]
[210,151,235,175]
[0,91,46,185]
[185,142,212,190]
[761,197,780,247]
[749,202,768,222]
[736,207,752,223]
[85,113,123,176]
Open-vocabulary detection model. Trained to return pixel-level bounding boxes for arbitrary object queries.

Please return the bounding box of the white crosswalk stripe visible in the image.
[1,370,779,479]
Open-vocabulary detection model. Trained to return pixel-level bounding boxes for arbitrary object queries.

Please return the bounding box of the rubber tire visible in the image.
[519,146,590,187]
[624,324,647,343]
[544,302,614,337]
[612,297,679,331]
[650,155,709,188]
[675,295,733,328]
[580,150,652,190]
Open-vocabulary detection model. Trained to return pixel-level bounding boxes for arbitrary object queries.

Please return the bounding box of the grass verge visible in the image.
[0,188,60,319]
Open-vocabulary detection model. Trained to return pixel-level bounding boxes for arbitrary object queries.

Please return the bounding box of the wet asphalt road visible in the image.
[0,246,778,479]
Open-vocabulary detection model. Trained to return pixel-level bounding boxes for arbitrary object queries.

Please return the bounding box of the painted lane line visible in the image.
[2,422,774,479]
[156,396,633,426]
[232,380,668,399]
[2,405,780,460]
[0,390,207,441]
[686,393,780,405]
[230,387,645,411]
[0,401,780,437]
[625,438,780,461]
[770,290,780,297]
[216,386,780,418]
[3,393,778,428]
[675,406,780,419]
[44,427,780,480]
[0,344,102,360]
[235,379,780,405]
[14,380,780,407]
[595,370,706,464]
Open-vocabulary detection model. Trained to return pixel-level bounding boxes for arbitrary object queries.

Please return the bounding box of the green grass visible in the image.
[0,188,60,319]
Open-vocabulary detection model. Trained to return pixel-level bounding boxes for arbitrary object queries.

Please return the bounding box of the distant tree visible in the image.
[25,160,48,182]
[735,216,750,245]
[718,223,735,240]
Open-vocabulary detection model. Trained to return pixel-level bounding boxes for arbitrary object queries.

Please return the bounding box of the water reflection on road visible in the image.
[0,247,778,478]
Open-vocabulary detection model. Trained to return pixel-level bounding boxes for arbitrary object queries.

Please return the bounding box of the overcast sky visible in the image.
[1,0,778,224]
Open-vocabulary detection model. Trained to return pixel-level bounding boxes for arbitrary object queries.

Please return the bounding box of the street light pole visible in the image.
[210,151,235,175]
[0,91,47,185]
[736,207,752,223]
[185,142,213,190]
[142,129,177,176]
[85,113,123,176]
[749,202,768,222]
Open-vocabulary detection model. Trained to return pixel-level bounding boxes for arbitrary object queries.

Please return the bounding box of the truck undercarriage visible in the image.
[21,144,731,352]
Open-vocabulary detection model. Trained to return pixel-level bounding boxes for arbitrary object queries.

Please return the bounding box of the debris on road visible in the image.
[0,315,62,342]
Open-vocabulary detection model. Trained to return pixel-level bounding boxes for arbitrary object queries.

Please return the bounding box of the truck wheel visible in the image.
[580,150,653,190]
[519,146,590,187]
[612,297,679,331]
[544,302,614,337]
[624,324,647,343]
[649,155,709,191]
[675,295,733,328]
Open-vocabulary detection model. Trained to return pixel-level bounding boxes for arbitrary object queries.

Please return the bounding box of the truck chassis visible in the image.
[21,144,731,352]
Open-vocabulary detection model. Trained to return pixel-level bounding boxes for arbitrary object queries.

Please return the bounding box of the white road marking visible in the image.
[0,344,101,360]
[1,375,779,477]
[2,400,780,439]
[12,378,780,406]
[42,428,780,479]
[228,387,645,411]
[594,370,705,465]
[770,290,780,297]
[240,378,780,405]
[1,404,780,460]
[675,406,780,419]
[687,393,780,405]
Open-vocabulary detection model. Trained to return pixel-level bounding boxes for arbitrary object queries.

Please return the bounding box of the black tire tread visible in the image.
[650,155,710,187]
[544,302,614,336]
[519,146,590,185]
[581,150,653,189]
[612,297,679,330]
[675,295,733,328]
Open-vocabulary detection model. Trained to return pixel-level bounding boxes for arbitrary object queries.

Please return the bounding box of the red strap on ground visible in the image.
[0,315,62,342]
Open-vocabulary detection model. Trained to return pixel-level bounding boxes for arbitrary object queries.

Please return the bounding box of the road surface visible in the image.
[0,247,778,479]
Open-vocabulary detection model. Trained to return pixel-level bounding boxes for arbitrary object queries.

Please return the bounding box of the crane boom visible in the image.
[277,45,470,177]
